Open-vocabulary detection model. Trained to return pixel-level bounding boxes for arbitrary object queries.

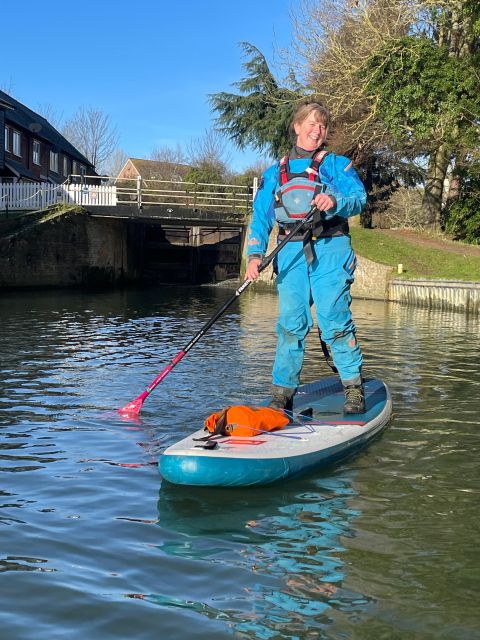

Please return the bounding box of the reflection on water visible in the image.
[153,472,375,639]
[0,286,479,639]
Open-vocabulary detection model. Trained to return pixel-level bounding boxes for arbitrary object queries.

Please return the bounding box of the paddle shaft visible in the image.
[139,211,315,399]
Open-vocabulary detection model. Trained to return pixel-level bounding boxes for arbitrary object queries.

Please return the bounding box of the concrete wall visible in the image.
[243,228,394,298]
[352,255,392,300]
[4,210,478,314]
[0,211,241,289]
[389,279,480,314]
[0,211,140,288]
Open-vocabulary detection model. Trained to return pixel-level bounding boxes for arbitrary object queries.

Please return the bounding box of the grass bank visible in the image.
[350,227,480,281]
[0,204,81,240]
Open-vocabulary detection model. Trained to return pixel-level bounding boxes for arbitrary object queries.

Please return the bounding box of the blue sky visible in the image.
[3,0,295,171]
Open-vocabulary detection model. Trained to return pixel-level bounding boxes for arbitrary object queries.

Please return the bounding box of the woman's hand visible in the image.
[245,257,262,281]
[313,193,337,212]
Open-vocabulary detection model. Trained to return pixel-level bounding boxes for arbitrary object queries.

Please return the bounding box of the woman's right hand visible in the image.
[245,257,262,281]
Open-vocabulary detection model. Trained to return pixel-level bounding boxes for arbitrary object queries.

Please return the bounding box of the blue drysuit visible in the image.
[246,151,367,389]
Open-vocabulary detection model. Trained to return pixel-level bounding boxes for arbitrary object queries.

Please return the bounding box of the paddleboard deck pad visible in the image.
[159,377,392,487]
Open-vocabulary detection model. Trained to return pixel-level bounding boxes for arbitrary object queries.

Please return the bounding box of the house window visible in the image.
[33,140,41,165]
[63,156,69,176]
[49,151,58,172]
[72,161,78,175]
[4,126,10,151]
[12,130,21,156]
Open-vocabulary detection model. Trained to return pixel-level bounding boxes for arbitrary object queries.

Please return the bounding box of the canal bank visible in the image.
[254,232,480,314]
[0,207,142,288]
[0,206,243,289]
[1,207,478,314]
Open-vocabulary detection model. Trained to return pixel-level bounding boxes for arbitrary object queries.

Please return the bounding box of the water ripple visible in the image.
[0,288,479,639]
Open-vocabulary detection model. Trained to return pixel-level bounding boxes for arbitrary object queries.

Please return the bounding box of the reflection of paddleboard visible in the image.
[159,377,392,487]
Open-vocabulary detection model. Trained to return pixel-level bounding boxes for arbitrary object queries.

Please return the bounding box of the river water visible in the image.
[0,284,478,640]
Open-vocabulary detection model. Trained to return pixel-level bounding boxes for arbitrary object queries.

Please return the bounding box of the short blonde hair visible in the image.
[290,102,330,139]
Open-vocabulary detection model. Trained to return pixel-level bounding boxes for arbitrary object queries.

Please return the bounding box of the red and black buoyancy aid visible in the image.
[274,150,329,223]
[274,150,349,240]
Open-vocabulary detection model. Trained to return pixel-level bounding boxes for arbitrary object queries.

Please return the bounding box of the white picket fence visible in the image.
[0,182,117,210]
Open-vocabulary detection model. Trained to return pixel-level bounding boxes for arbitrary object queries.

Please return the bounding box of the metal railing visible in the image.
[0,175,258,215]
[109,174,255,213]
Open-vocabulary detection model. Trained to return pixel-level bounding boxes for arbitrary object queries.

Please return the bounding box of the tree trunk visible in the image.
[422,143,451,229]
[423,1,471,230]
[446,174,460,204]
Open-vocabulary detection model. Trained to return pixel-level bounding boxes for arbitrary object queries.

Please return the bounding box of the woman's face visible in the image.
[294,112,328,151]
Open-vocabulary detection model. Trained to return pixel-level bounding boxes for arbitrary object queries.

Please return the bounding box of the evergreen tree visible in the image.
[209,43,305,158]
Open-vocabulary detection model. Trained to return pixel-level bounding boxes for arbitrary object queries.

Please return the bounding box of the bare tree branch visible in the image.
[186,128,232,176]
[35,103,64,130]
[62,106,119,172]
[102,148,129,178]
[150,143,186,165]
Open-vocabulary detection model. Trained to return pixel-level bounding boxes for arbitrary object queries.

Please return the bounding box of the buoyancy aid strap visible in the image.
[303,230,315,266]
[279,156,289,186]
[311,150,329,172]
[305,150,329,181]
[279,215,349,238]
[279,151,330,186]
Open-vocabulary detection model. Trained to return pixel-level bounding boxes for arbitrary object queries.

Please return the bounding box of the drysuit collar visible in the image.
[290,145,325,160]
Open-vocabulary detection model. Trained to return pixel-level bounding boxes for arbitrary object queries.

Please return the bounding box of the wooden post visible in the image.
[252,177,259,201]
[190,225,201,282]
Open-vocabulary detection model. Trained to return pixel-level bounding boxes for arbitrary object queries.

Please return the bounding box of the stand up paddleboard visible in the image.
[159,377,392,487]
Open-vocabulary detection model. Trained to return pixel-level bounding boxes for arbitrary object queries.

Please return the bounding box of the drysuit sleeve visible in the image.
[320,155,367,219]
[246,164,278,259]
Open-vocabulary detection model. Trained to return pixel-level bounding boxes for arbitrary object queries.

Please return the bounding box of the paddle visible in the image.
[119,208,317,416]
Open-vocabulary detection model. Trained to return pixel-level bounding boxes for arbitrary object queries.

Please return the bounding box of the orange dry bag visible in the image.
[204,405,290,437]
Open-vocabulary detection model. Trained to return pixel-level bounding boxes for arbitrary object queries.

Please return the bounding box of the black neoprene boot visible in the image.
[268,386,295,411]
[343,384,365,414]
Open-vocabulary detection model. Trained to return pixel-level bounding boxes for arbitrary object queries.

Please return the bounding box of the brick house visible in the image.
[116,158,191,183]
[0,90,95,184]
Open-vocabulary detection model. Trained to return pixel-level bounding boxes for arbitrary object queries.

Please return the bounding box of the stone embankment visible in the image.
[353,257,479,313]
[0,207,141,288]
[251,233,479,314]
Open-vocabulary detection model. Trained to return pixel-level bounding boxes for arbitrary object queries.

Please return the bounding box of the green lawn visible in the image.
[350,227,480,281]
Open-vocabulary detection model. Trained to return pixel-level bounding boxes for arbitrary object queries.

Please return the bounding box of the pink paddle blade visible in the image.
[118,395,145,416]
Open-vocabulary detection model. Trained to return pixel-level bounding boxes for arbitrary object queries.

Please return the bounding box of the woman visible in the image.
[245,102,367,414]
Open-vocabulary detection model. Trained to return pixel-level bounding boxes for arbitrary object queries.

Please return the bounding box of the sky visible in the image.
[3,0,296,172]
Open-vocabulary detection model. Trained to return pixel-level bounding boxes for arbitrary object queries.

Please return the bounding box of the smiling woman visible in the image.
[245,101,368,415]
[292,102,329,151]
